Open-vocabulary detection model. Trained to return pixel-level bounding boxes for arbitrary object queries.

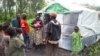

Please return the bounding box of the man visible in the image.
[46,13,61,56]
[20,14,30,49]
[12,14,21,28]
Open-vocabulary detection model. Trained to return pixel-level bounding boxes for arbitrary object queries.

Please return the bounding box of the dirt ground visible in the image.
[27,33,86,56]
[27,32,71,56]
[26,47,71,56]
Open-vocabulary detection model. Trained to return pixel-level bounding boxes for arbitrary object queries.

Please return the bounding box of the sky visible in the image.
[45,0,100,6]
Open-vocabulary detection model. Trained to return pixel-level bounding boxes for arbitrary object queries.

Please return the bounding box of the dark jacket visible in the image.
[47,20,61,41]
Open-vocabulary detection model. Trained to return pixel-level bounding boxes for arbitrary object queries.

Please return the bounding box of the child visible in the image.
[0,25,5,56]
[16,28,24,41]
[72,26,83,55]
[2,22,10,56]
[7,27,25,56]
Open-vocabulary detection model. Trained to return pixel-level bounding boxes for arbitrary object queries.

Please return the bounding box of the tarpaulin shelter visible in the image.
[38,2,100,51]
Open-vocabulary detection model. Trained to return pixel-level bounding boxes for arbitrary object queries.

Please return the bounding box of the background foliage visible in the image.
[0,0,46,24]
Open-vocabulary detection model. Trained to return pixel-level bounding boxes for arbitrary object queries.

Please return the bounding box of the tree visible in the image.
[2,0,15,21]
[16,0,29,14]
[31,0,46,13]
[16,0,46,18]
[0,0,46,23]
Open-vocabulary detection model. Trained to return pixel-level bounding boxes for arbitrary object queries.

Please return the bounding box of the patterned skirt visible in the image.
[32,29,43,45]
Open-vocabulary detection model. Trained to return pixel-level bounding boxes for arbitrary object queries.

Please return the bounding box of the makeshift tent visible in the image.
[38,2,100,51]
[45,3,70,13]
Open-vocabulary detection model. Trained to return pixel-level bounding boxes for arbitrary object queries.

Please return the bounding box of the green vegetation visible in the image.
[82,40,100,56]
[0,0,46,24]
[27,18,34,32]
[0,0,46,31]
[87,41,100,56]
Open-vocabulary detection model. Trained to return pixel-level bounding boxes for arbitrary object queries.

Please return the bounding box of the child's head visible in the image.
[74,26,79,32]
[16,28,22,34]
[6,27,17,38]
[2,22,10,32]
[0,25,2,32]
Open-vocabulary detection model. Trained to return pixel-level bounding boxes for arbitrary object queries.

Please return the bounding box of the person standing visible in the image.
[0,25,5,56]
[42,13,51,44]
[31,14,43,50]
[2,22,10,56]
[20,14,30,49]
[45,13,61,56]
[12,14,21,28]
[72,26,83,56]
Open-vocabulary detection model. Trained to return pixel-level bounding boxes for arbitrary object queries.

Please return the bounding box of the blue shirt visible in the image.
[12,19,20,28]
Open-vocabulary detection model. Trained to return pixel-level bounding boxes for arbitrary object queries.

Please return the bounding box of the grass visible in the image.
[87,40,100,56]
[27,18,35,32]
[81,40,100,56]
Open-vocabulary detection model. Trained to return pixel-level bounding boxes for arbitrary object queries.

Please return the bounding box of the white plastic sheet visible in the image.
[59,13,79,51]
[78,10,100,46]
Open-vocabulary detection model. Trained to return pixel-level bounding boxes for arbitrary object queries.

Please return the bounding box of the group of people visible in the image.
[0,22,25,56]
[0,13,31,56]
[0,12,83,56]
[31,13,61,56]
[0,13,61,56]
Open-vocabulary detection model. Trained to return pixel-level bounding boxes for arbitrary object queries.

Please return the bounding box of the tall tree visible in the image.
[16,0,28,14]
[28,0,46,18]
[16,0,46,18]
[0,0,46,22]
[2,0,15,21]
[31,0,46,13]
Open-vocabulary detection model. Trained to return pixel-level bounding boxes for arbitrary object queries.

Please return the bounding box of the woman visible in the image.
[31,14,43,50]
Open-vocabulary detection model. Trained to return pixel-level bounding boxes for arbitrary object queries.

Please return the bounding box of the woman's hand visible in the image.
[43,38,48,45]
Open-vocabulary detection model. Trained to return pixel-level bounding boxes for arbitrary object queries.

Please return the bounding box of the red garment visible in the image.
[50,13,57,17]
[20,19,30,33]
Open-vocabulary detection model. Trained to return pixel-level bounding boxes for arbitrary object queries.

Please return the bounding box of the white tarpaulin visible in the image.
[59,10,100,51]
[78,10,100,46]
[59,12,80,50]
[38,2,100,51]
